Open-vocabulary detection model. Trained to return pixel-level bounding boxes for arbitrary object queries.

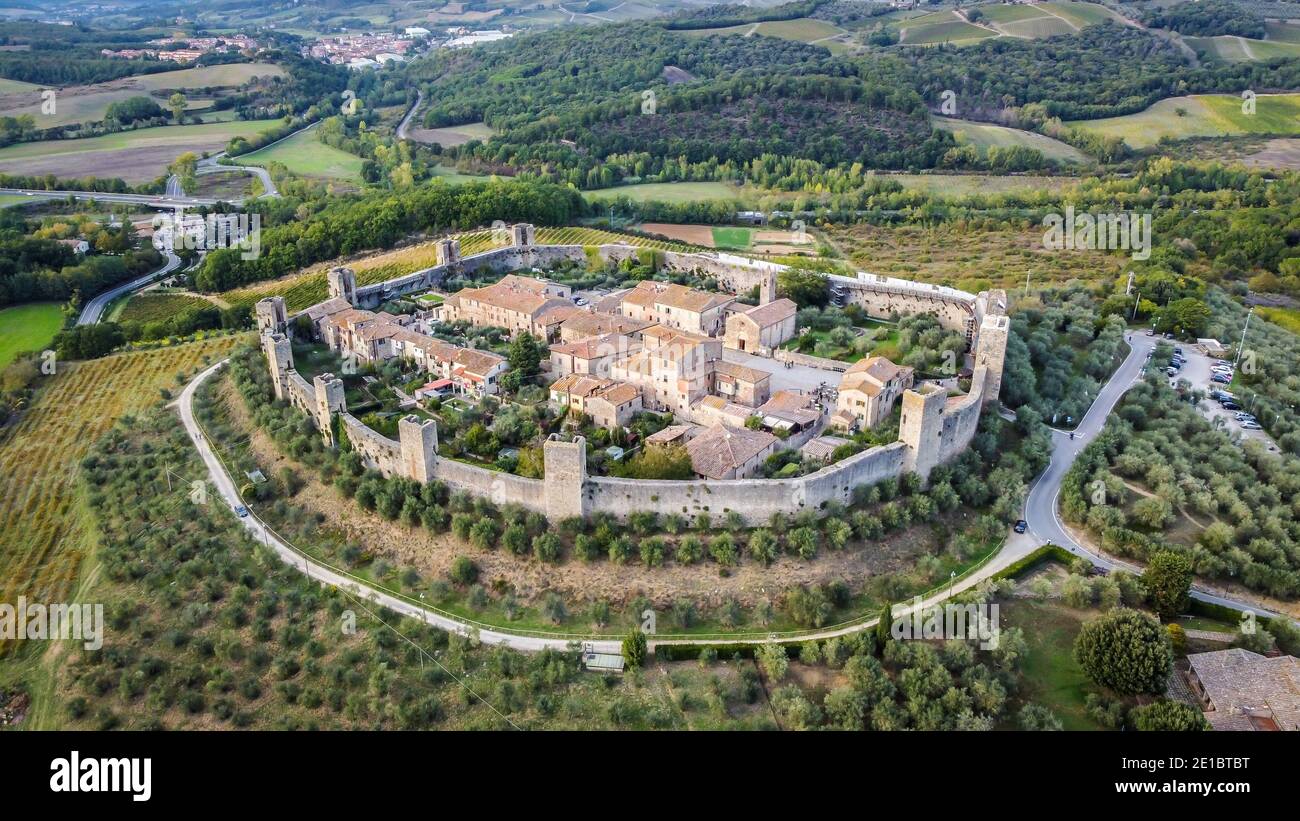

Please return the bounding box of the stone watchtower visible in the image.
[510,223,536,247]
[900,383,947,479]
[435,238,461,267]
[399,415,438,483]
[543,434,586,521]
[759,268,777,305]
[255,296,288,335]
[313,373,346,446]
[327,266,357,305]
[263,332,294,400]
[974,314,1009,407]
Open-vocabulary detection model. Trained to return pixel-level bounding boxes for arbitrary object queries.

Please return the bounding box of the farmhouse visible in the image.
[833,356,914,432]
[1185,648,1300,731]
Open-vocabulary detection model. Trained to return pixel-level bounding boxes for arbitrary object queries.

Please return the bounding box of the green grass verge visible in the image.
[237,127,365,181]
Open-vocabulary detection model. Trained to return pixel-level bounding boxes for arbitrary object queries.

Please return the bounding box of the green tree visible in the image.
[167,91,187,123]
[778,267,829,308]
[1130,700,1208,731]
[508,333,543,378]
[621,628,647,669]
[756,642,789,682]
[875,601,894,654]
[1143,550,1192,620]
[1074,609,1172,695]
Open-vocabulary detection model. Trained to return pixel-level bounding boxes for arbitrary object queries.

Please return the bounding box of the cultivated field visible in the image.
[934,116,1090,163]
[0,63,283,129]
[114,291,212,323]
[898,2,1126,46]
[0,302,63,369]
[1185,34,1300,62]
[237,127,365,181]
[898,13,996,46]
[0,119,281,183]
[0,335,242,650]
[1069,93,1300,149]
[683,16,850,51]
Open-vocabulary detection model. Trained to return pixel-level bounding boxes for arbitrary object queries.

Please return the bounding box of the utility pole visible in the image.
[1234,306,1254,369]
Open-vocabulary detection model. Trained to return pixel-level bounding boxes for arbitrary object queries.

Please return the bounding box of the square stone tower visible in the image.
[543,434,586,521]
[255,296,288,335]
[974,314,1009,407]
[263,332,293,400]
[327,266,357,305]
[435,238,461,267]
[900,383,948,479]
[399,415,438,483]
[510,223,536,247]
[313,373,346,445]
[759,267,777,305]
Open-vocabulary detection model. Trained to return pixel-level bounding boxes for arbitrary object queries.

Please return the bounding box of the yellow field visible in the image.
[222,226,691,311]
[0,335,242,643]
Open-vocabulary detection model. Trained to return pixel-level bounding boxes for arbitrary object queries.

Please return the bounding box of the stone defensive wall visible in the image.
[259,226,1009,524]
[342,232,1003,348]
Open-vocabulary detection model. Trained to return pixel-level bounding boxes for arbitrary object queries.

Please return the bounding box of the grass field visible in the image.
[0,302,63,369]
[429,163,495,184]
[0,119,280,183]
[1258,306,1300,336]
[0,77,39,94]
[1003,599,1106,730]
[0,335,242,652]
[711,225,753,250]
[934,116,1090,163]
[1265,21,1300,44]
[584,180,747,203]
[1069,94,1300,149]
[221,226,692,312]
[1041,0,1125,28]
[406,121,495,147]
[1185,34,1300,62]
[888,173,1078,195]
[131,62,284,90]
[237,126,365,181]
[683,16,847,48]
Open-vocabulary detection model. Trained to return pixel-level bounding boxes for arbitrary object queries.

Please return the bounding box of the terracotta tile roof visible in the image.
[623,280,733,314]
[713,360,769,384]
[303,297,354,321]
[759,390,813,414]
[738,298,797,327]
[645,424,699,445]
[1187,649,1300,731]
[801,435,851,461]
[451,347,506,375]
[685,423,777,479]
[561,312,653,339]
[597,382,641,406]
[551,373,614,398]
[451,274,570,318]
[550,333,637,360]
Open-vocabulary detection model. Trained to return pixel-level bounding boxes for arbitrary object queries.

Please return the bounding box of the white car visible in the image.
[1241,421,1262,430]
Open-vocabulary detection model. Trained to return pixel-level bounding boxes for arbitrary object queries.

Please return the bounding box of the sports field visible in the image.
[238,126,365,181]
[934,116,1089,163]
[1068,94,1300,149]
[0,119,280,182]
[0,302,63,369]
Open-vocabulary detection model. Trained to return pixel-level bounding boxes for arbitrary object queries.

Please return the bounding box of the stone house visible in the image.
[723,297,797,354]
[685,423,779,480]
[617,280,735,336]
[832,356,914,432]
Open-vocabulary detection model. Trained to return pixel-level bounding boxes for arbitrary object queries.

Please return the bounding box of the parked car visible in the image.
[235,505,249,518]
[1211,374,1231,384]
[1222,401,1241,411]
[1166,367,1178,377]
[1013,520,1028,534]
[1241,421,1262,430]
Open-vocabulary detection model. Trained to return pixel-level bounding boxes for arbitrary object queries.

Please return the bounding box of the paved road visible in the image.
[176,359,621,654]
[395,91,424,142]
[177,336,1294,652]
[1175,342,1280,452]
[0,187,219,208]
[76,248,182,325]
[1021,333,1292,622]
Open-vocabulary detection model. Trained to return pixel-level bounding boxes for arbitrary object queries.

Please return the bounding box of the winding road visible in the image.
[175,334,1295,652]
[76,248,182,325]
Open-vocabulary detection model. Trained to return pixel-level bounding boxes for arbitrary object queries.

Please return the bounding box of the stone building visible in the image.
[548,333,640,379]
[558,312,654,344]
[723,297,797,354]
[548,373,643,430]
[443,273,579,340]
[616,280,735,336]
[832,356,914,432]
[1185,648,1300,731]
[685,423,779,480]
